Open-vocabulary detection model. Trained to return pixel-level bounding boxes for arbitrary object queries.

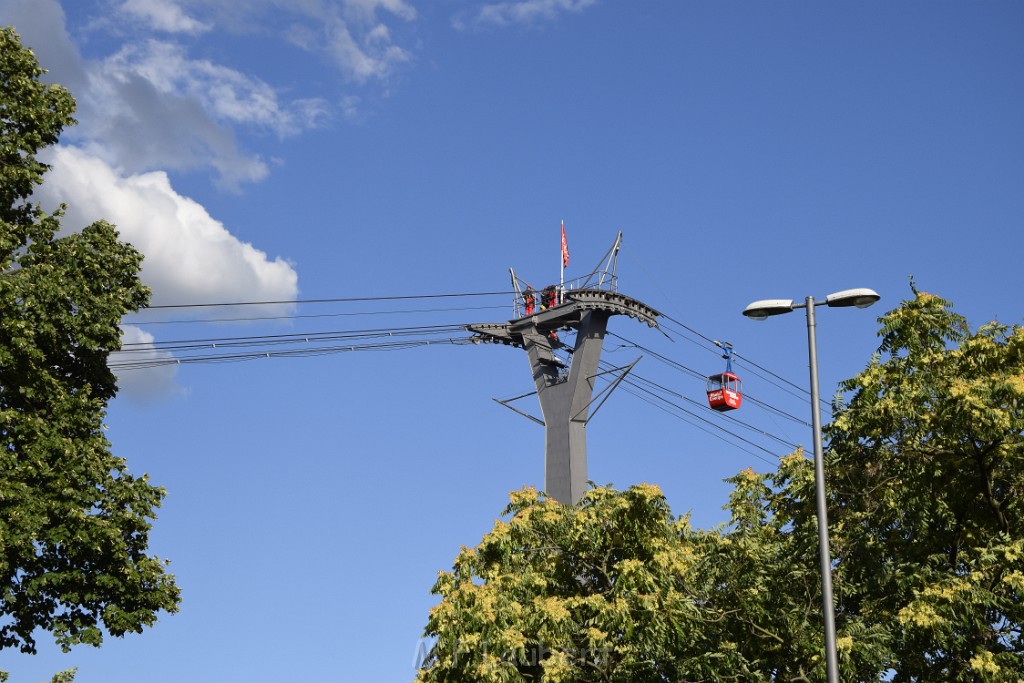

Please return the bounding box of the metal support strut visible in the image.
[468,289,659,504]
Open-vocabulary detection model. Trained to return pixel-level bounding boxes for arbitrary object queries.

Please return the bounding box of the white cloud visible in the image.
[69,39,328,188]
[280,1,415,84]
[6,0,412,182]
[344,0,417,23]
[37,146,299,308]
[3,0,329,188]
[0,0,88,91]
[100,40,318,134]
[319,17,412,83]
[111,325,184,401]
[453,0,599,30]
[145,0,418,85]
[118,0,212,35]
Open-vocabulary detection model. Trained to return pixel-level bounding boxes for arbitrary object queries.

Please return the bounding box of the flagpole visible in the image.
[561,219,569,296]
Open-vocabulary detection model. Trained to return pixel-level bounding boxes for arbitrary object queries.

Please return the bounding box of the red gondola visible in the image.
[707,372,742,411]
[707,342,742,411]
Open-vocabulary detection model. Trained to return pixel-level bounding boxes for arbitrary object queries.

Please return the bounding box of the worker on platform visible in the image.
[523,287,536,316]
[541,285,557,310]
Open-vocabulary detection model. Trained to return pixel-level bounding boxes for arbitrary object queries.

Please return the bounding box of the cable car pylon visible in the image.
[467,231,660,504]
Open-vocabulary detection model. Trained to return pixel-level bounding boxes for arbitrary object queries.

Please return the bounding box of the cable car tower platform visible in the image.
[467,232,661,504]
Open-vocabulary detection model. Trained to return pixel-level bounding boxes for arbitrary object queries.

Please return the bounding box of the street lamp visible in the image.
[742,287,880,683]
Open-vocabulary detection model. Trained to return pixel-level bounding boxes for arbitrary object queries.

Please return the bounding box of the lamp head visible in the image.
[743,299,796,320]
[825,288,881,309]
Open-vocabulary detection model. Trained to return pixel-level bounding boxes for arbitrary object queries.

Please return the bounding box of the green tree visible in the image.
[821,286,1024,681]
[0,669,77,683]
[416,483,891,683]
[416,484,767,682]
[696,463,890,682]
[1,27,180,654]
[706,287,1024,681]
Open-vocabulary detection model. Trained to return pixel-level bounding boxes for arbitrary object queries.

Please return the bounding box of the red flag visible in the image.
[561,221,569,267]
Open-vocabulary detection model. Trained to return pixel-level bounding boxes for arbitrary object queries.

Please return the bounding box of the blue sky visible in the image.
[2,1,1023,681]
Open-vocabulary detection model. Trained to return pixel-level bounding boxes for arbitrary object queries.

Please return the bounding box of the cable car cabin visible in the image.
[707,372,742,411]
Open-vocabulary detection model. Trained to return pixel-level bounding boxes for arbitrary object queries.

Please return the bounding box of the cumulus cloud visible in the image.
[118,0,212,35]
[71,39,329,188]
[2,0,419,397]
[4,0,330,187]
[453,0,599,30]
[3,0,418,183]
[37,146,299,308]
[110,325,184,401]
[99,40,321,135]
[0,0,88,91]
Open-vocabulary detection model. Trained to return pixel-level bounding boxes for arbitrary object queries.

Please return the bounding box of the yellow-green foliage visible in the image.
[822,287,1024,681]
[416,484,734,682]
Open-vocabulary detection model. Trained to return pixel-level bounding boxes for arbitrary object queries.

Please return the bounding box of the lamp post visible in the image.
[742,288,880,683]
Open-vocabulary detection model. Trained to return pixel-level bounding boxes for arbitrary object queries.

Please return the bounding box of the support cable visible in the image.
[599,360,801,452]
[612,374,785,465]
[117,324,468,352]
[126,304,510,326]
[143,291,516,310]
[607,332,811,427]
[109,335,476,370]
